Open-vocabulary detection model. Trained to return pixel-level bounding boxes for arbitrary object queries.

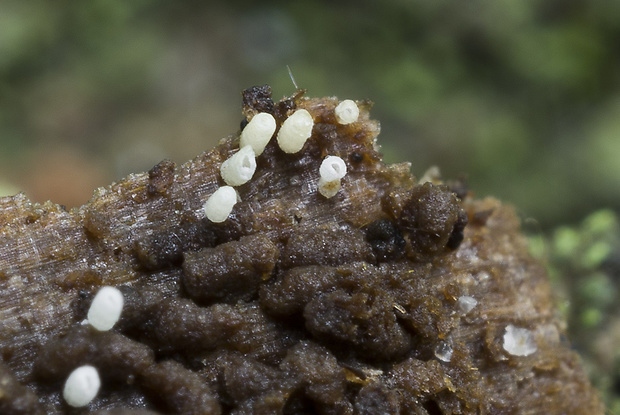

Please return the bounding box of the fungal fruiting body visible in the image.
[319,155,348,182]
[503,324,537,356]
[239,112,277,155]
[62,365,101,408]
[86,286,124,331]
[220,145,257,186]
[276,109,314,153]
[203,185,238,223]
[318,155,347,198]
[334,99,359,124]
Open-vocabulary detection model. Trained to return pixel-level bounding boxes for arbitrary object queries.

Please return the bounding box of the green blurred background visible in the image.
[2,0,619,225]
[1,0,619,408]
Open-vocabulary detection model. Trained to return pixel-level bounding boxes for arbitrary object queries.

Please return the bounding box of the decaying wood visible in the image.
[0,86,604,414]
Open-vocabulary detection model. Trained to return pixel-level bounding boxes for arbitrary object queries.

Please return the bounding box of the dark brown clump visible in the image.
[141,360,220,415]
[33,326,154,382]
[399,182,468,259]
[0,88,604,414]
[241,84,275,115]
[446,209,468,250]
[364,218,406,262]
[182,234,279,304]
[304,288,412,360]
[147,160,176,196]
[134,220,217,270]
[280,224,372,268]
[280,341,353,414]
[118,288,244,355]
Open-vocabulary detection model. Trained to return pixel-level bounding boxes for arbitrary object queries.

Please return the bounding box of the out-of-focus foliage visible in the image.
[530,210,620,411]
[561,211,620,410]
[1,0,619,225]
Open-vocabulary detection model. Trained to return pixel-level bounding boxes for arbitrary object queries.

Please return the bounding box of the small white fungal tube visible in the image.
[220,145,257,186]
[503,324,537,357]
[334,99,359,125]
[87,286,124,331]
[318,155,347,198]
[319,156,347,182]
[276,109,314,153]
[203,186,239,223]
[63,365,101,408]
[239,112,277,156]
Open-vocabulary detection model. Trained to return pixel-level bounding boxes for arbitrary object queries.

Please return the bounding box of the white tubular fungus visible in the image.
[503,324,537,357]
[220,145,257,186]
[63,365,101,408]
[239,112,276,155]
[319,156,347,182]
[318,155,347,198]
[87,286,124,331]
[276,109,314,153]
[334,99,359,125]
[203,186,238,223]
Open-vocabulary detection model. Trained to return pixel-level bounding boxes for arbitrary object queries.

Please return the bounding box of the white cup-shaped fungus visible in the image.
[220,145,257,186]
[334,99,359,125]
[63,365,101,408]
[319,156,347,182]
[276,109,314,153]
[87,286,124,331]
[203,186,239,223]
[239,112,277,156]
[318,155,347,198]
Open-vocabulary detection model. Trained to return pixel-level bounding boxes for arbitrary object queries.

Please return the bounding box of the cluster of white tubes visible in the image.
[62,100,361,408]
[203,99,360,222]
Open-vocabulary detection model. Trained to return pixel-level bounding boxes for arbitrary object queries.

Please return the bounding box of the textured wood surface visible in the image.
[0,87,604,414]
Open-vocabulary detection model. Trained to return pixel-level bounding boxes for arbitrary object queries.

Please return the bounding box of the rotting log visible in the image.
[0,86,604,414]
